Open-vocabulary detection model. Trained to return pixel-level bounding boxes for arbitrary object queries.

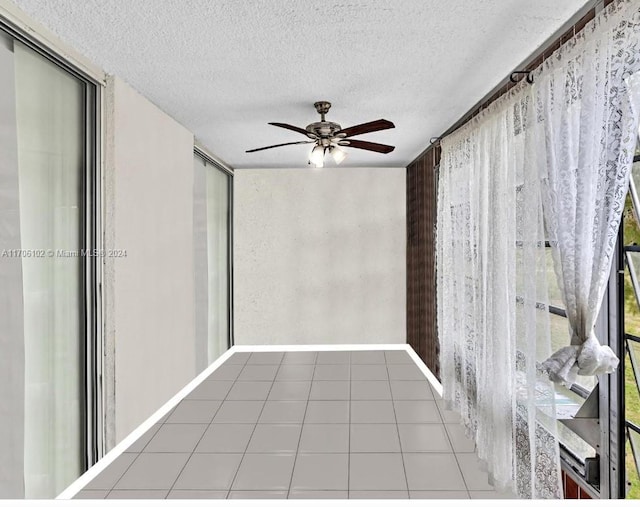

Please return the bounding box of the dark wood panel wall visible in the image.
[406,146,441,379]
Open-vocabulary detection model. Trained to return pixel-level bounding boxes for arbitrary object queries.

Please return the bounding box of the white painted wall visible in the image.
[104,76,196,445]
[234,167,406,345]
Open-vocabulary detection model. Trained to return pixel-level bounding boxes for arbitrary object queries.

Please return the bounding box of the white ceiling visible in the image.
[10,0,590,169]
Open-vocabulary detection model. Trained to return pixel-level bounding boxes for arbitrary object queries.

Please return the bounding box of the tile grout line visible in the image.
[98,409,170,497]
[102,392,186,498]
[102,452,140,498]
[226,351,286,498]
[105,355,249,499]
[419,358,474,498]
[100,413,191,497]
[430,382,472,497]
[285,351,318,498]
[164,352,252,499]
[96,374,204,498]
[347,354,352,498]
[384,356,410,497]
[130,418,165,453]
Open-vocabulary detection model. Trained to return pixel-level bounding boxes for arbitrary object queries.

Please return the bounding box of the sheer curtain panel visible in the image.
[0,35,85,498]
[206,166,230,364]
[15,41,84,499]
[193,154,230,370]
[193,155,209,372]
[0,31,25,500]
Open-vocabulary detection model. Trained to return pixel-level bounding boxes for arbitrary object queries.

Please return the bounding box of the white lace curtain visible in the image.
[437,0,640,498]
[538,6,640,385]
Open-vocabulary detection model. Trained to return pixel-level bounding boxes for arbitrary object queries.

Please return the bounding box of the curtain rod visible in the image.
[410,0,606,164]
[429,69,534,149]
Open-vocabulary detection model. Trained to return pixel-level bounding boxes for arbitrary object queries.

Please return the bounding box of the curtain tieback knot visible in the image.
[541,334,619,387]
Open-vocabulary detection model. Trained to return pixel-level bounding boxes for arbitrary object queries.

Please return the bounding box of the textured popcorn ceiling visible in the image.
[11,0,589,169]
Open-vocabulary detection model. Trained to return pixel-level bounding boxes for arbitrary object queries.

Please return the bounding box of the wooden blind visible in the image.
[406,146,440,378]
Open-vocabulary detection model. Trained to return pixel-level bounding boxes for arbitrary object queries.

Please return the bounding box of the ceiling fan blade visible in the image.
[246,140,314,153]
[342,139,395,154]
[268,122,314,138]
[337,119,395,138]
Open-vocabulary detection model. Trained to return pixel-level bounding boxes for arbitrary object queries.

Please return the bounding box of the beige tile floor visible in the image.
[74,349,516,499]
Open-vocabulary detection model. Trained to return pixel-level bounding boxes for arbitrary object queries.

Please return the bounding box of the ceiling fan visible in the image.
[246,101,395,168]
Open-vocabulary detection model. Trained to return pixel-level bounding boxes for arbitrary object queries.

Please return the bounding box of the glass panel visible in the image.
[625,134,640,499]
[628,252,640,325]
[14,41,84,497]
[206,166,230,364]
[560,425,597,462]
[626,265,640,340]
[549,311,570,354]
[555,388,597,461]
[545,248,565,309]
[630,162,640,223]
[626,344,640,435]
[574,371,597,393]
[627,436,640,498]
[629,340,640,397]
[531,381,597,462]
[528,301,553,363]
[629,427,640,498]
[194,155,230,368]
[626,186,640,499]
[625,189,640,247]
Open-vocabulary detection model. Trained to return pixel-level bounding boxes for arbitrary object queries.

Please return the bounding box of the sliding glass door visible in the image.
[194,152,232,371]
[0,28,99,499]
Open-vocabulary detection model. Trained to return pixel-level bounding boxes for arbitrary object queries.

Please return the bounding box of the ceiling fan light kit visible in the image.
[246,101,396,168]
[329,145,348,165]
[309,144,325,168]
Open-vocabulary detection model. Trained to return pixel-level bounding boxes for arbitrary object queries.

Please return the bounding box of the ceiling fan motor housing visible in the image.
[306,121,342,139]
